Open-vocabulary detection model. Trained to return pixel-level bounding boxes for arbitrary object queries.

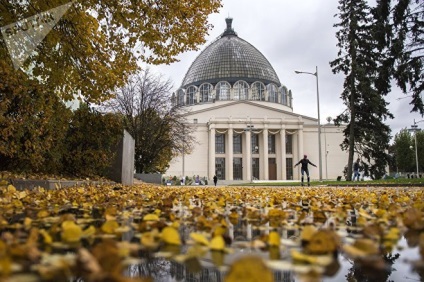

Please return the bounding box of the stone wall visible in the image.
[108,130,135,185]
[134,173,162,184]
[11,179,114,190]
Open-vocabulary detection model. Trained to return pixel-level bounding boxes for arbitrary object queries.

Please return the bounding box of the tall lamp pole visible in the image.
[411,119,423,177]
[182,126,185,184]
[325,116,332,180]
[295,66,322,181]
[244,124,255,182]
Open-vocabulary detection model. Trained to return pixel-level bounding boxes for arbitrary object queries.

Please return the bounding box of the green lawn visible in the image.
[230,177,424,187]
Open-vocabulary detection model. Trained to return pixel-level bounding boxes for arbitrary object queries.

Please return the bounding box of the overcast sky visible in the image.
[148,0,423,139]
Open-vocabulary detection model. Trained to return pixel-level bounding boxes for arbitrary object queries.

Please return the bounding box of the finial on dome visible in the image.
[222,17,237,37]
[226,18,233,29]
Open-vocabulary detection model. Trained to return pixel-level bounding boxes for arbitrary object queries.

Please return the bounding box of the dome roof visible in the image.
[181,18,281,88]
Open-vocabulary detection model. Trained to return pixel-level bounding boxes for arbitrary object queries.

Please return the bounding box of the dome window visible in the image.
[199,83,213,103]
[267,84,278,103]
[216,81,231,101]
[233,80,249,100]
[280,86,288,106]
[186,86,197,105]
[251,81,265,101]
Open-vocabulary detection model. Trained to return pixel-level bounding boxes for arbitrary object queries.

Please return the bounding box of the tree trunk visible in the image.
[347,46,356,181]
[347,91,355,181]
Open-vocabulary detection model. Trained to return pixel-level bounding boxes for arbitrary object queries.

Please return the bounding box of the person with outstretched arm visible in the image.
[294,154,317,186]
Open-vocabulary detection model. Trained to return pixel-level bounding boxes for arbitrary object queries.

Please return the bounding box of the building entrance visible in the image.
[269,158,277,180]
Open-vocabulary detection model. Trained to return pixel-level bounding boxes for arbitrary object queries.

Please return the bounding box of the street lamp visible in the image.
[252,145,259,182]
[182,126,185,185]
[396,95,413,101]
[410,119,423,177]
[324,116,332,180]
[244,124,255,182]
[295,66,322,181]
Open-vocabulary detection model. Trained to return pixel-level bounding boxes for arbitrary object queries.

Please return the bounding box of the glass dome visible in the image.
[181,18,281,88]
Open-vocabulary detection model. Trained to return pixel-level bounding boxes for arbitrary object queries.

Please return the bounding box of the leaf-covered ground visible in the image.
[0,183,423,282]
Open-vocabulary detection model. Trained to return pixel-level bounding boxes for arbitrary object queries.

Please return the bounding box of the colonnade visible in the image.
[208,123,304,181]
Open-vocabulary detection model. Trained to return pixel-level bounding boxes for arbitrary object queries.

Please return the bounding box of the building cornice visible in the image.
[182,100,317,122]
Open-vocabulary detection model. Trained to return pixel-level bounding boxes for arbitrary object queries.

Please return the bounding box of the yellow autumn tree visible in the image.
[0,0,222,103]
[0,60,72,173]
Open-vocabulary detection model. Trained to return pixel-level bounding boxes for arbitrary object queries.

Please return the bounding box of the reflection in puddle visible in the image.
[121,218,421,282]
[2,186,423,282]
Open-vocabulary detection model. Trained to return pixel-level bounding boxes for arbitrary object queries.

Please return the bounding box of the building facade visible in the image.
[166,19,347,182]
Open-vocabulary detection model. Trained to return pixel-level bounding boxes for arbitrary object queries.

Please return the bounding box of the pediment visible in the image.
[181,100,317,123]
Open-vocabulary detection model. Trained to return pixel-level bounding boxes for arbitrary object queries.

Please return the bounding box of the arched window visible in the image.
[186,86,197,105]
[177,89,185,106]
[199,83,213,103]
[251,81,265,101]
[280,86,288,106]
[216,81,231,101]
[267,83,278,103]
[288,90,293,108]
[233,80,249,100]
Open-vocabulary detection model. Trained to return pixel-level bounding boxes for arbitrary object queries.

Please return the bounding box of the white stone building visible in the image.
[166,19,347,183]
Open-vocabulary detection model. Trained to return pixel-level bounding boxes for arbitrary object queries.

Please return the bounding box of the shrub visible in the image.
[63,104,123,177]
[0,63,72,173]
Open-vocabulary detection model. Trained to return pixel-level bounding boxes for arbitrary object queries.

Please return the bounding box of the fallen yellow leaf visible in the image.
[143,214,159,221]
[225,256,273,282]
[61,220,82,243]
[210,235,225,251]
[101,220,119,234]
[82,225,96,237]
[268,231,280,247]
[190,232,209,246]
[161,226,181,245]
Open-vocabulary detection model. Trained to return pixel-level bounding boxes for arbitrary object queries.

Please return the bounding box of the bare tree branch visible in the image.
[102,68,195,173]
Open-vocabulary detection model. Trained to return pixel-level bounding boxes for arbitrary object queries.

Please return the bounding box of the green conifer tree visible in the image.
[374,0,423,114]
[331,0,393,180]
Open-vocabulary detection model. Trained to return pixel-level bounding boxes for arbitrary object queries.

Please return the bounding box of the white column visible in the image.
[297,128,304,180]
[280,129,287,180]
[209,126,215,180]
[227,126,233,180]
[298,128,304,160]
[244,130,252,181]
[246,223,252,240]
[262,128,269,180]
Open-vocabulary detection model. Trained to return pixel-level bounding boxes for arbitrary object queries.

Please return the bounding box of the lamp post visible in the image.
[244,124,255,182]
[324,116,332,180]
[253,145,258,181]
[182,144,185,183]
[295,66,322,181]
[182,126,185,185]
[396,95,413,101]
[410,119,423,177]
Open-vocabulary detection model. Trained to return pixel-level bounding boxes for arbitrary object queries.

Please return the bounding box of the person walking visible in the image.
[294,155,317,186]
[353,158,360,181]
[213,175,218,186]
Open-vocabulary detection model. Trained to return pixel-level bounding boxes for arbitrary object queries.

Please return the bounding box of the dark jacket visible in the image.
[354,162,360,171]
[295,159,316,170]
